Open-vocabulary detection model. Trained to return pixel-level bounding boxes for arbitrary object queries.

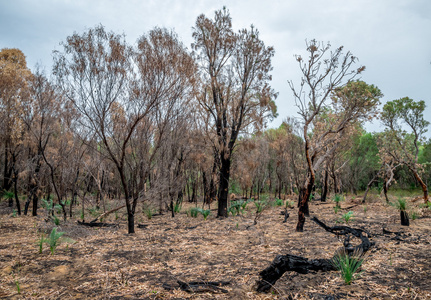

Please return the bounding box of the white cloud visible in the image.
[1,0,430,135]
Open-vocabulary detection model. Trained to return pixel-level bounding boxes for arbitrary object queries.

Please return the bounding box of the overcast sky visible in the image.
[1,0,430,136]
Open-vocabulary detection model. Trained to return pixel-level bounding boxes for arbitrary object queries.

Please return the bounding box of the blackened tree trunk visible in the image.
[297,178,313,232]
[217,153,231,218]
[128,212,135,233]
[400,210,409,226]
[13,168,21,215]
[2,141,13,200]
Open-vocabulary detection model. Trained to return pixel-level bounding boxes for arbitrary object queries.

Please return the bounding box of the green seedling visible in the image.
[339,211,354,224]
[40,227,75,255]
[331,249,367,285]
[174,202,182,213]
[333,194,344,208]
[274,198,284,206]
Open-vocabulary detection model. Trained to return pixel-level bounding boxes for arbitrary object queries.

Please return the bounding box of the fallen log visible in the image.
[77,221,118,228]
[163,280,230,293]
[256,217,375,293]
[256,254,335,292]
[311,217,374,254]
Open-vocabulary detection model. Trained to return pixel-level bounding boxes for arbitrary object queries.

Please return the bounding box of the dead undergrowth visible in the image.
[0,195,430,299]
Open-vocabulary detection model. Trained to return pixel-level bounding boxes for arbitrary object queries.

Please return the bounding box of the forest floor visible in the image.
[0,194,431,299]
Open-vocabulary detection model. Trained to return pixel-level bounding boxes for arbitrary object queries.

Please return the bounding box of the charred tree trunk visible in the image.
[12,168,21,215]
[2,141,13,200]
[256,254,334,292]
[128,211,135,233]
[400,211,409,226]
[297,179,313,231]
[217,153,231,218]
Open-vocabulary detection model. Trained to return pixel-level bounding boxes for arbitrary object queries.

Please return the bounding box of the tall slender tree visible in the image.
[289,39,381,231]
[192,8,277,217]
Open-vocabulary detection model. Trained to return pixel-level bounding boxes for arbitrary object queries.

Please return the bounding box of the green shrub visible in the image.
[3,190,14,201]
[41,198,63,224]
[410,211,419,220]
[189,207,211,220]
[143,205,155,220]
[190,207,200,218]
[339,211,354,224]
[40,227,75,255]
[201,209,211,220]
[333,194,344,208]
[274,198,284,206]
[229,199,249,216]
[53,215,60,226]
[390,197,407,211]
[334,206,340,214]
[254,199,268,213]
[331,249,366,285]
[174,202,182,213]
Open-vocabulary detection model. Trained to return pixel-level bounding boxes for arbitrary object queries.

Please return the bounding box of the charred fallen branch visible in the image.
[163,280,230,293]
[77,221,118,228]
[256,254,334,292]
[311,217,374,254]
[256,217,375,293]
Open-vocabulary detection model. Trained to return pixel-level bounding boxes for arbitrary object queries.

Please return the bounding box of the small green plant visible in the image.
[331,249,366,285]
[53,215,60,226]
[174,202,182,213]
[339,211,354,224]
[333,206,340,214]
[410,211,418,220]
[38,234,45,254]
[47,227,64,255]
[189,207,210,220]
[42,227,75,255]
[41,198,62,223]
[11,273,20,294]
[363,205,367,214]
[274,198,284,206]
[201,209,211,220]
[254,199,268,213]
[190,207,200,218]
[12,209,17,218]
[3,190,14,202]
[229,199,249,216]
[144,206,154,220]
[390,197,407,211]
[333,194,344,208]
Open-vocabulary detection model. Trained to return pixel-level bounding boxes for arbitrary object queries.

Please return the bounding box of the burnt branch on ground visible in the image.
[256,217,375,293]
